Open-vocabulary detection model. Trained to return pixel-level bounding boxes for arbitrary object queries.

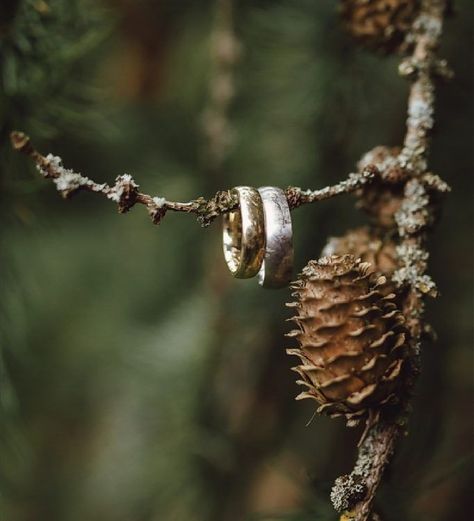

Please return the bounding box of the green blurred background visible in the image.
[1,1,472,520]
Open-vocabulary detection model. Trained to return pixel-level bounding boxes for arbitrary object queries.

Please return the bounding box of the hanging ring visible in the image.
[222,186,265,278]
[257,186,293,288]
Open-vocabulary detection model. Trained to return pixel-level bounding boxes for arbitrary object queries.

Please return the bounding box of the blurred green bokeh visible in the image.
[1,1,472,521]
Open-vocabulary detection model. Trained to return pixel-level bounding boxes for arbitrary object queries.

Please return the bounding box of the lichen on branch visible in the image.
[10,130,239,226]
[327,1,451,520]
[10,130,379,226]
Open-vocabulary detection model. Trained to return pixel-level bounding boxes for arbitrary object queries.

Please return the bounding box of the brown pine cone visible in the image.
[355,147,407,228]
[286,255,409,425]
[339,0,420,54]
[322,227,398,275]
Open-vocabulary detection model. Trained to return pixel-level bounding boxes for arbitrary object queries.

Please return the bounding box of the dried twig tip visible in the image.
[10,131,32,153]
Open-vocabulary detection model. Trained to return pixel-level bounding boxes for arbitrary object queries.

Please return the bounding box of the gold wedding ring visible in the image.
[222,186,265,278]
[258,187,293,288]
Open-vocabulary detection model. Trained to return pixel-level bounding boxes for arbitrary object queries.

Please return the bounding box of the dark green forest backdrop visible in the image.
[0,1,472,520]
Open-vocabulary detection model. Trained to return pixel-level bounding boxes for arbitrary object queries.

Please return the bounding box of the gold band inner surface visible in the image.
[222,187,265,279]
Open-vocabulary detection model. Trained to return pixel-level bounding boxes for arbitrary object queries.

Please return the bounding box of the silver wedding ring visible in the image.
[257,186,293,288]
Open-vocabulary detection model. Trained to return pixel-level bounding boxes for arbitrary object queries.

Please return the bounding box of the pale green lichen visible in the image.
[331,473,367,513]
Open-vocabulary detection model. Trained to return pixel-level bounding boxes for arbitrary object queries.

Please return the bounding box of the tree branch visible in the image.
[286,165,379,209]
[331,2,450,520]
[10,130,378,225]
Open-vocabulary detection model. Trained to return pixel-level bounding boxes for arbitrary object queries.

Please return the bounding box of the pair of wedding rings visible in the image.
[222,186,293,288]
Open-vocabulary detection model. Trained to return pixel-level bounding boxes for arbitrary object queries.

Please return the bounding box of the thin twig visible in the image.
[10,130,237,227]
[10,131,378,225]
[286,165,379,209]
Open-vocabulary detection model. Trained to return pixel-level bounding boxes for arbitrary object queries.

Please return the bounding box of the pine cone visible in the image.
[286,255,408,424]
[355,147,406,228]
[340,0,420,53]
[322,227,398,275]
